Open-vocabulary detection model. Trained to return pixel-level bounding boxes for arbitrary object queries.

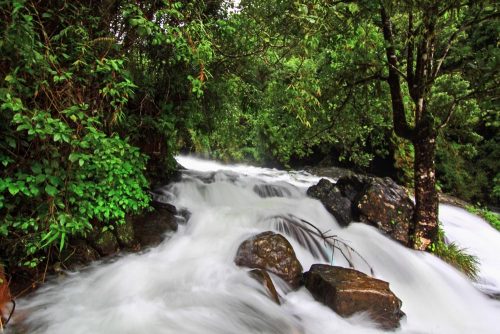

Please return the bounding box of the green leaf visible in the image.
[45,184,58,196]
[69,153,78,162]
[59,232,66,251]
[8,184,19,195]
[6,137,16,148]
[29,185,40,196]
[31,163,42,174]
[35,174,47,184]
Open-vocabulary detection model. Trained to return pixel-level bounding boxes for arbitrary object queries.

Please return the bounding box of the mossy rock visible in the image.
[114,220,136,249]
[91,229,119,256]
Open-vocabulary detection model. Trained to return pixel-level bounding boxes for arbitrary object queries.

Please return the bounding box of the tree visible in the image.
[377,0,499,249]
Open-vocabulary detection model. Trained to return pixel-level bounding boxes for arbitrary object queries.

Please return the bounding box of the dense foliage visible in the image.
[0,0,221,267]
[0,1,152,267]
[0,0,498,266]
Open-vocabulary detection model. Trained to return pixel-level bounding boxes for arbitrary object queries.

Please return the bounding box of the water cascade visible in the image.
[15,156,500,333]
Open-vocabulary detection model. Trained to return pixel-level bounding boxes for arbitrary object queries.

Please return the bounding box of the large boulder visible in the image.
[60,239,100,269]
[87,228,119,256]
[307,179,353,226]
[335,174,369,202]
[235,231,303,288]
[127,202,178,248]
[113,218,136,249]
[94,230,119,256]
[356,178,414,246]
[307,175,415,246]
[304,264,404,330]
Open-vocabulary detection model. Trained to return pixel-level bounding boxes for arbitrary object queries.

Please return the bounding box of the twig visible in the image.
[269,214,375,275]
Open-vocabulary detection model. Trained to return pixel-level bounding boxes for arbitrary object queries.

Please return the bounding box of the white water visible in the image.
[15,156,500,334]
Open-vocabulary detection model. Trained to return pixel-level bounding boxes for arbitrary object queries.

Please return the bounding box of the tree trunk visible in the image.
[412,134,439,250]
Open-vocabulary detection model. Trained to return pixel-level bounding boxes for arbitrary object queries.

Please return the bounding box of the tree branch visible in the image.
[407,9,415,95]
[432,11,500,80]
[380,5,414,140]
[438,101,457,130]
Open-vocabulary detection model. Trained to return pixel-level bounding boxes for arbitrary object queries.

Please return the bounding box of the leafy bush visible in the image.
[0,1,150,267]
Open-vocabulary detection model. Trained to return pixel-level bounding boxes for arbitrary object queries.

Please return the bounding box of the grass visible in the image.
[428,226,479,280]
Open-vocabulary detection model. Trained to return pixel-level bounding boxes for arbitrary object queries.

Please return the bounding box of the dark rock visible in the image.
[90,229,119,256]
[307,174,415,246]
[304,166,355,180]
[235,232,303,288]
[176,208,191,224]
[438,193,468,209]
[249,269,281,304]
[60,239,100,269]
[356,177,414,246]
[304,264,404,330]
[307,178,353,226]
[128,206,178,248]
[151,200,177,214]
[336,174,369,202]
[114,219,136,249]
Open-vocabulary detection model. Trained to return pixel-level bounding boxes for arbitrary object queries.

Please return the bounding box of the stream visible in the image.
[15,156,500,333]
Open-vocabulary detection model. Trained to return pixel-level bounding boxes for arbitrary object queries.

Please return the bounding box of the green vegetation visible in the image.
[0,1,152,267]
[428,226,479,280]
[0,1,498,267]
[466,206,500,231]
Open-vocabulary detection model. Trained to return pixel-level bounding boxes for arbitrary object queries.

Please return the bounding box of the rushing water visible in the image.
[15,156,500,334]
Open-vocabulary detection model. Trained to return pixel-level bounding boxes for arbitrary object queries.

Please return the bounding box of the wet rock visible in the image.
[438,193,468,209]
[307,175,415,246]
[307,178,353,226]
[175,208,191,224]
[114,219,136,249]
[235,232,303,288]
[304,166,355,180]
[152,200,177,214]
[90,229,119,256]
[60,239,100,269]
[356,178,414,246]
[335,174,369,202]
[128,205,178,248]
[304,264,404,330]
[249,269,281,304]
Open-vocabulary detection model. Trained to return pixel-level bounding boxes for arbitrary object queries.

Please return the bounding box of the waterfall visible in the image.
[14,156,500,334]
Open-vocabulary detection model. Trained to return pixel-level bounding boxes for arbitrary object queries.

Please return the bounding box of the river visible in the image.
[15,156,500,333]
